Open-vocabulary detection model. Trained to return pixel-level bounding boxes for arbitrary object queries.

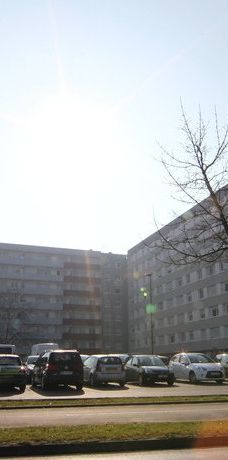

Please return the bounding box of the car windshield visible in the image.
[138,356,166,367]
[0,356,21,366]
[50,352,80,363]
[27,356,38,364]
[80,355,89,363]
[188,354,214,364]
[100,357,121,365]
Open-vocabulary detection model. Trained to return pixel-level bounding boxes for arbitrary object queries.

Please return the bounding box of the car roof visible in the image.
[46,349,79,353]
[88,354,122,358]
[0,354,20,358]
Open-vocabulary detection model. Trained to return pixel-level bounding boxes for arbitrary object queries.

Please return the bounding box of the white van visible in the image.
[0,344,16,354]
[31,343,59,356]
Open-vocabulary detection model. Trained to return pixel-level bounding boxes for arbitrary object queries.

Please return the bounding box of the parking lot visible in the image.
[0,380,228,400]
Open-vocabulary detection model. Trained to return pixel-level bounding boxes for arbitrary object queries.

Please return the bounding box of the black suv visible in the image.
[31,349,83,391]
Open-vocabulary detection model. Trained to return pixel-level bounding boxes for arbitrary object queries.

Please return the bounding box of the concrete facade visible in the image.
[0,243,127,356]
[127,212,228,356]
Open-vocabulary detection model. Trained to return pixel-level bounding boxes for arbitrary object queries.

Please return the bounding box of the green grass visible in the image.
[0,421,228,445]
[0,394,228,409]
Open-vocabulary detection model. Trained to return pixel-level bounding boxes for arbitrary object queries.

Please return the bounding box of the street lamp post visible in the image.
[146,273,154,354]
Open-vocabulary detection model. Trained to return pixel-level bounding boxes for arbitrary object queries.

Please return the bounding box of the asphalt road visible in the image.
[1,402,228,427]
[0,381,228,400]
[6,448,228,460]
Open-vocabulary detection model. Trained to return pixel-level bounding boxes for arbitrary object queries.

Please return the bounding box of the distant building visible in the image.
[127,194,228,356]
[0,243,127,355]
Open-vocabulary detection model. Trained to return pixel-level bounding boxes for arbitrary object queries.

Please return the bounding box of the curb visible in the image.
[1,396,228,410]
[1,436,228,457]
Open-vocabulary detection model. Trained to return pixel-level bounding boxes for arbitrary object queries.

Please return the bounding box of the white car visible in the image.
[169,352,225,384]
[216,354,228,378]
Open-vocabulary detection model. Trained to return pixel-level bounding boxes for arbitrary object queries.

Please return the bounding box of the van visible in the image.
[31,343,59,355]
[0,344,16,354]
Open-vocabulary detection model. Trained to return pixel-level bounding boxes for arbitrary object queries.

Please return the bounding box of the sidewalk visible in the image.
[1,435,228,458]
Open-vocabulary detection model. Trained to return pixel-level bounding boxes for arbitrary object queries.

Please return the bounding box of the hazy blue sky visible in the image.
[0,0,228,254]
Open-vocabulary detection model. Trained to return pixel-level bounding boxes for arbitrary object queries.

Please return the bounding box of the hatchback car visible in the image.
[25,355,39,383]
[83,354,126,387]
[0,354,27,392]
[169,352,225,383]
[216,354,228,378]
[31,349,83,390]
[124,355,175,386]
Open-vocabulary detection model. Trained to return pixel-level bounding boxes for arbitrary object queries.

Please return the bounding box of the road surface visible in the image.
[1,402,228,427]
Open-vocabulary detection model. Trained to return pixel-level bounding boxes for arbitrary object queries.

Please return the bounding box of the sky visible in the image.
[0,0,228,255]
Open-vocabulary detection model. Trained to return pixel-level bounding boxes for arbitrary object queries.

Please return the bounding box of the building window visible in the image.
[166,298,172,308]
[210,327,220,339]
[170,334,175,343]
[207,285,216,296]
[209,306,219,317]
[185,273,190,283]
[186,292,192,302]
[197,269,202,280]
[223,304,228,315]
[200,329,207,340]
[198,288,204,299]
[178,314,184,324]
[200,309,205,319]
[176,295,183,305]
[207,265,215,276]
[187,312,193,321]
[189,331,194,341]
[179,331,185,342]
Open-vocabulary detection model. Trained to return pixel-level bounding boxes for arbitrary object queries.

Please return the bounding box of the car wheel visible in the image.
[41,376,47,391]
[76,383,83,391]
[189,371,197,384]
[19,384,26,393]
[138,374,144,386]
[119,380,126,387]
[167,376,175,386]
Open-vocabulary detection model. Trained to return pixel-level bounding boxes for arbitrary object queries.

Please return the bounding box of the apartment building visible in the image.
[0,243,127,355]
[101,252,128,353]
[128,207,228,356]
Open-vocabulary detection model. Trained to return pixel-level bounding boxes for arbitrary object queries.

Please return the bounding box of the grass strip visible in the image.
[0,421,228,445]
[0,394,228,409]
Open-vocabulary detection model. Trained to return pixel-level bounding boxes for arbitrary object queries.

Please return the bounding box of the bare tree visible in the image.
[151,106,228,265]
[0,291,27,344]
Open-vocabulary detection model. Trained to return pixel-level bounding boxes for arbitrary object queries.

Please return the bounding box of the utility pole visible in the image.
[146,273,154,355]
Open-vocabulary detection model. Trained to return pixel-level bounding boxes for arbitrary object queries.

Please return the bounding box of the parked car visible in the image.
[83,354,126,387]
[31,349,83,391]
[107,353,131,364]
[80,354,90,363]
[25,355,39,383]
[0,354,27,392]
[169,352,225,384]
[156,355,170,365]
[124,355,175,386]
[216,354,228,378]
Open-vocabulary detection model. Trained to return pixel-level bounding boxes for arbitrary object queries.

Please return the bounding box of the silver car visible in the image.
[83,354,126,387]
